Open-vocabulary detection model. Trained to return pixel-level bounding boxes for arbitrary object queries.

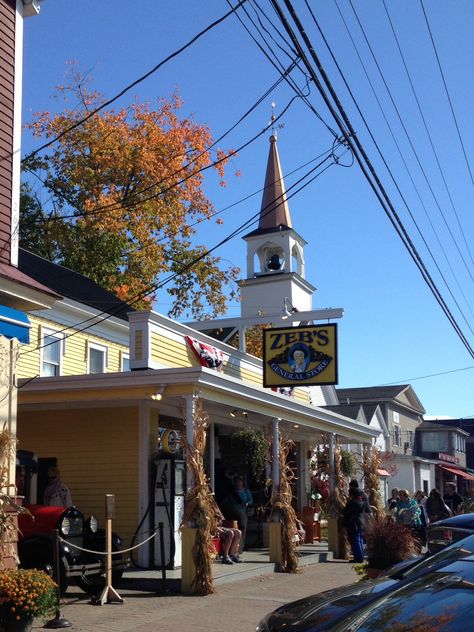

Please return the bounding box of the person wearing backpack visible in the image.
[342,485,371,563]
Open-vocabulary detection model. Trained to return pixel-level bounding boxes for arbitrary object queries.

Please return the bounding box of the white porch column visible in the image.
[272,418,280,494]
[185,394,196,491]
[209,423,215,492]
[328,433,335,493]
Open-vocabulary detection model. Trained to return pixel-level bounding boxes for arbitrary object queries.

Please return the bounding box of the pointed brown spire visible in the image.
[258,134,292,231]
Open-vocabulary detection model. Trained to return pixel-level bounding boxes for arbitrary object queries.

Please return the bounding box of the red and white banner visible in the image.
[185,335,223,370]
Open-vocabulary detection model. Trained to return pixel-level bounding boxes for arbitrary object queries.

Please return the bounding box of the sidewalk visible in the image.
[35,549,358,632]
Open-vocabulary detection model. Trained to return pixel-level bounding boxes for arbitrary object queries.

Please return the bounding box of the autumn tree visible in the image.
[21,74,239,317]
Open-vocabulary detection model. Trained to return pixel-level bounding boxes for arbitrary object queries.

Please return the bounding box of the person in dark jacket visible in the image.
[342,486,371,562]
[444,482,464,515]
[426,488,452,524]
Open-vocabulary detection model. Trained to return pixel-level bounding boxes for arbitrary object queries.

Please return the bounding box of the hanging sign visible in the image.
[263,324,338,387]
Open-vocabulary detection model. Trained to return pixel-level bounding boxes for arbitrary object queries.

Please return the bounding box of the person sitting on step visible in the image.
[217,523,243,564]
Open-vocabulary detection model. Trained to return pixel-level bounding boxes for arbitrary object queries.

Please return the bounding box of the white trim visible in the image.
[138,402,151,567]
[87,341,108,373]
[40,329,64,377]
[11,2,24,266]
[19,366,380,443]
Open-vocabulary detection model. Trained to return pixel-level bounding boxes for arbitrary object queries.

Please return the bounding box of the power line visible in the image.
[419,0,474,187]
[347,0,474,285]
[20,142,346,358]
[269,0,473,358]
[308,0,474,335]
[227,0,339,139]
[12,0,248,166]
[382,0,474,270]
[23,91,297,224]
[378,365,473,386]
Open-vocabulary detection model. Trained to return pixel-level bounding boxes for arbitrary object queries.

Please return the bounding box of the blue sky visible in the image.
[21,1,473,418]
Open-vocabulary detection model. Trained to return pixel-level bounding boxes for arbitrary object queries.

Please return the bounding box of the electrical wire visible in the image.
[377,364,473,386]
[227,0,339,139]
[419,0,474,187]
[11,0,248,166]
[308,0,474,334]
[269,0,473,358]
[23,92,296,224]
[19,142,346,358]
[382,0,474,270]
[330,0,474,321]
[347,0,474,285]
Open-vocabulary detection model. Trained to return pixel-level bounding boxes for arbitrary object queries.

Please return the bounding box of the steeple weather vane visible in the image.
[270,101,284,138]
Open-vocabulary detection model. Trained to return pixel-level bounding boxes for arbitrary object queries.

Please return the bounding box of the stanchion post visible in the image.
[43,530,72,629]
[158,522,167,592]
[98,494,123,605]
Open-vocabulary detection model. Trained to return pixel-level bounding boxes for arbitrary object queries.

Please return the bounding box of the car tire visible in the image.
[75,570,123,596]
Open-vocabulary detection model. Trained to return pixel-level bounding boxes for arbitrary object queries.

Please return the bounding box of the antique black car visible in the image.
[18,504,127,595]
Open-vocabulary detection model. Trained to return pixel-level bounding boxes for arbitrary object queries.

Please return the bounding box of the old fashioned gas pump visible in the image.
[154,429,186,569]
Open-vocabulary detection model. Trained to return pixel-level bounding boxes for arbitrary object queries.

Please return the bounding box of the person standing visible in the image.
[386,488,399,513]
[43,466,73,507]
[443,482,464,515]
[394,490,423,551]
[425,488,452,524]
[342,485,371,563]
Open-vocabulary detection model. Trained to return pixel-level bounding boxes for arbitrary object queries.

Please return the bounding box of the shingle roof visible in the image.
[336,386,410,403]
[323,403,366,422]
[18,249,134,321]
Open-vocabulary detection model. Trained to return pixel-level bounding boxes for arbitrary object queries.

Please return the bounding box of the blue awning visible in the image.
[0,305,31,344]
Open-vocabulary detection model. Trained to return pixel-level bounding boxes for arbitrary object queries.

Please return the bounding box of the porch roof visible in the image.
[18,366,379,443]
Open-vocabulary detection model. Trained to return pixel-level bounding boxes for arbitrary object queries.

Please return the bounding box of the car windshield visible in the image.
[398,533,474,580]
[335,560,474,632]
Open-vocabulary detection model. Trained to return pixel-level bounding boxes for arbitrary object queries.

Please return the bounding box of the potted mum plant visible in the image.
[0,568,57,631]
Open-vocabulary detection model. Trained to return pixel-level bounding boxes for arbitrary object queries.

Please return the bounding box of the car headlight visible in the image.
[60,517,71,536]
[85,515,99,534]
[59,509,84,537]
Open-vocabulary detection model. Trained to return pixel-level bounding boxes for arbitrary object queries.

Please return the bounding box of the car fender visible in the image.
[84,528,123,552]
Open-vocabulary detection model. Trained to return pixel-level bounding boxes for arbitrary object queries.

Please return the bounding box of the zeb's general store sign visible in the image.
[263,324,338,387]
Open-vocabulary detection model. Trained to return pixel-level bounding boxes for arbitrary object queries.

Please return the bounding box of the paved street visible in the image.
[34,560,357,632]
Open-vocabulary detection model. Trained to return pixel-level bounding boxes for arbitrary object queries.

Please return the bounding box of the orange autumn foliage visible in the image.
[21,70,239,317]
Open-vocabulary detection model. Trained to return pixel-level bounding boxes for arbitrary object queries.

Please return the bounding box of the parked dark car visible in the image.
[256,533,474,632]
[427,512,474,553]
[18,504,127,596]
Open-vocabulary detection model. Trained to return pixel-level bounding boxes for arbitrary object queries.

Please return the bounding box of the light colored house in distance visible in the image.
[416,420,474,496]
[335,385,434,495]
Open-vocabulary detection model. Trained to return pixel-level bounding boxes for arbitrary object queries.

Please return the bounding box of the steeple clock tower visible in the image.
[240,134,315,319]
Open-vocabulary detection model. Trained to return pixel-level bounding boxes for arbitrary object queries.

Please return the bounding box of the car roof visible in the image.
[431,512,474,528]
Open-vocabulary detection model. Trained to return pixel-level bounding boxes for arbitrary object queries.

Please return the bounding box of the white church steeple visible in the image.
[239,134,315,319]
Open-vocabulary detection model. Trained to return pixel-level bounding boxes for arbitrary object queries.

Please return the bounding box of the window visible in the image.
[408,431,414,448]
[88,343,107,374]
[421,431,449,452]
[121,353,130,372]
[41,332,62,376]
[393,425,401,447]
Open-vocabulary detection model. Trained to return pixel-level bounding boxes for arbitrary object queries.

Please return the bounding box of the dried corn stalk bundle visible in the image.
[0,424,21,568]
[361,445,383,515]
[181,398,219,595]
[325,438,346,518]
[268,428,299,573]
